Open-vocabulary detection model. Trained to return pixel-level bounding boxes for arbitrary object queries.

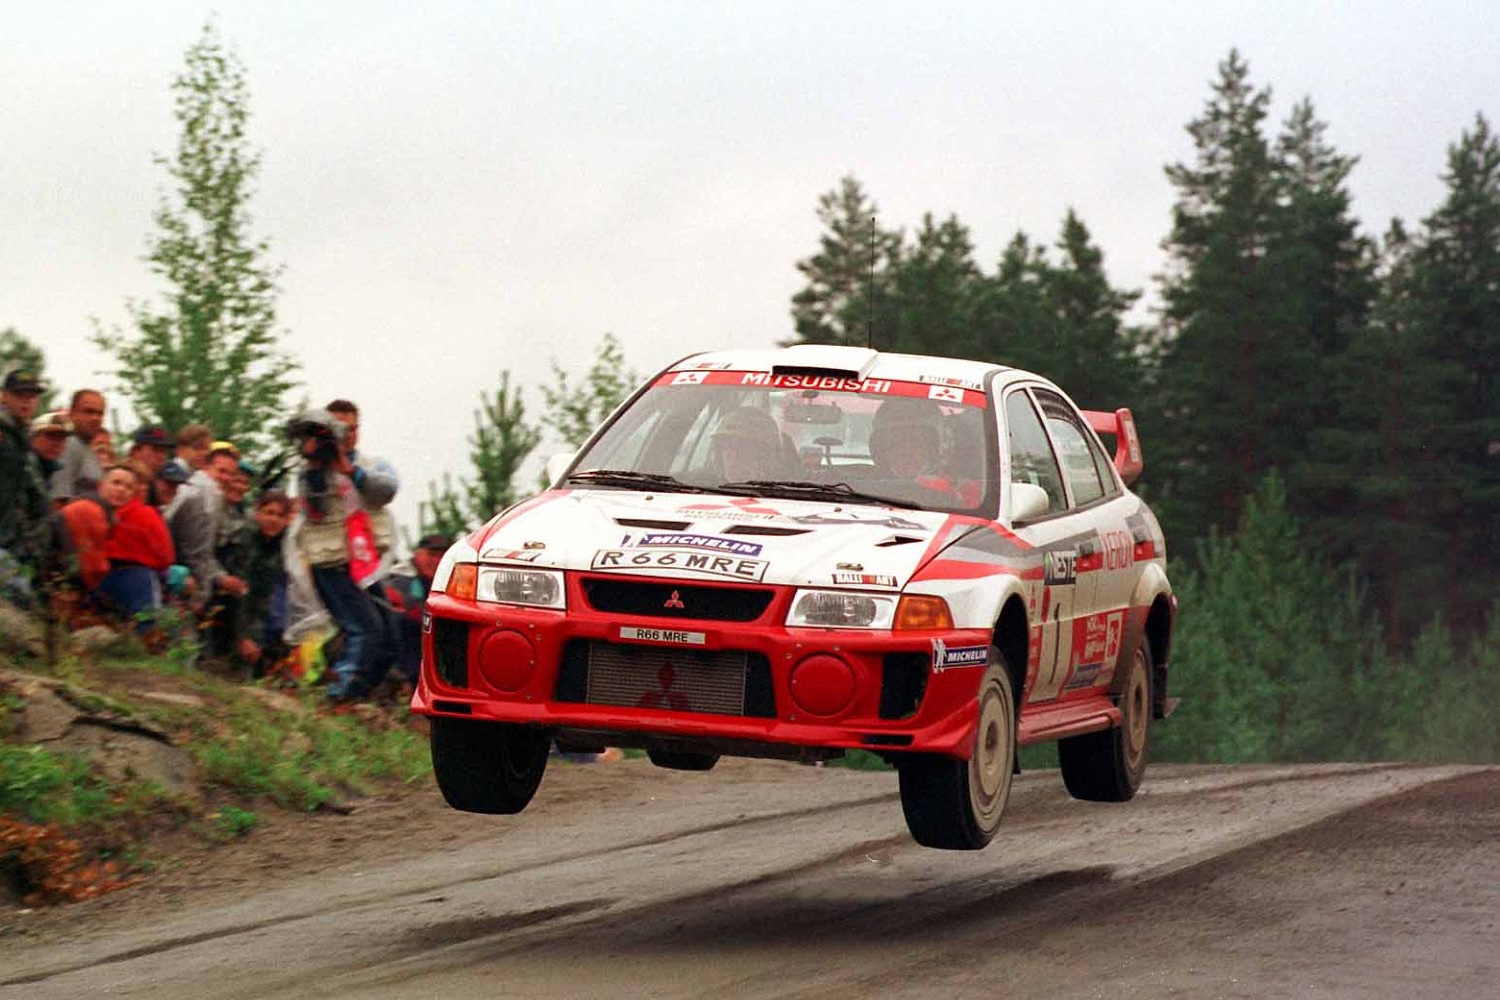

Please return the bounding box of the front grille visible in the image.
[432,618,470,688]
[580,578,774,622]
[556,641,776,718]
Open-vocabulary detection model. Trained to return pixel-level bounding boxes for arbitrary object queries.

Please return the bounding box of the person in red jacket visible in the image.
[97,463,175,617]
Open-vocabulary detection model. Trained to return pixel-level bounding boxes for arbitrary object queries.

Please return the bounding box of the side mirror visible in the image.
[1009,482,1050,523]
[544,452,575,487]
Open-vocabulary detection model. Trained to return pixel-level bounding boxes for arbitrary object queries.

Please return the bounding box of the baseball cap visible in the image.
[2,367,46,394]
[159,463,192,485]
[32,410,73,435]
[416,533,451,552]
[133,425,171,449]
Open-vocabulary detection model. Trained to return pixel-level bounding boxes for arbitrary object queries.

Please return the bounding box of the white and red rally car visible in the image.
[414,345,1176,850]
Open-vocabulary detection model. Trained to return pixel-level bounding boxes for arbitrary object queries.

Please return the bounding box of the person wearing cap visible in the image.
[166,440,248,612]
[154,460,192,511]
[50,388,107,503]
[0,368,54,603]
[30,410,74,494]
[127,426,172,505]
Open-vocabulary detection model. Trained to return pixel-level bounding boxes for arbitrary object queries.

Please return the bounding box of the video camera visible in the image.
[285,409,345,466]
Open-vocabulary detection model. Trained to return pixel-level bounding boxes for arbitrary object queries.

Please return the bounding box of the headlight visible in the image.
[786,589,897,629]
[477,567,565,609]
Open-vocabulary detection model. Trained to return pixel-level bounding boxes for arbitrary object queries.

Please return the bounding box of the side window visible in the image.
[1035,391,1106,507]
[1004,390,1067,514]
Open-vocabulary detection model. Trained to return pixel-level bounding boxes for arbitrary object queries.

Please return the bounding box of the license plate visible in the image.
[591,548,769,581]
[619,626,707,646]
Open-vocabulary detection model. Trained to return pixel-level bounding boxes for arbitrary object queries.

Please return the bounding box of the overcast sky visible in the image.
[3,1,1495,538]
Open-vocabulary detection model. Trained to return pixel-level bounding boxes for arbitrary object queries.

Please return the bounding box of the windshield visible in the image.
[564,370,995,516]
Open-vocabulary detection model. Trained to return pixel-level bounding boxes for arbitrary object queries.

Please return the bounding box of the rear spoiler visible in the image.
[1081,407,1143,486]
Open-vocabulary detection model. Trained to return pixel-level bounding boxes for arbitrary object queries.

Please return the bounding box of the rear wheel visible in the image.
[1058,642,1152,802]
[897,649,1015,850]
[430,717,550,814]
[647,749,720,771]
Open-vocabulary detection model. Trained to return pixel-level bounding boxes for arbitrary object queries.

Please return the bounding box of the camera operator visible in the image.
[289,408,385,702]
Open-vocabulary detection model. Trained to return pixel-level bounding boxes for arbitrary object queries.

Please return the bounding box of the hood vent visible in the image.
[615,518,692,530]
[876,534,925,547]
[723,525,810,537]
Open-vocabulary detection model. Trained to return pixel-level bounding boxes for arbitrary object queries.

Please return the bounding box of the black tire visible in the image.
[897,648,1016,850]
[1058,641,1153,802]
[430,717,550,814]
[647,749,720,771]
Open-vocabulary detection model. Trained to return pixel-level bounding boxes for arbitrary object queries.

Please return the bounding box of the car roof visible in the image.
[667,344,1020,389]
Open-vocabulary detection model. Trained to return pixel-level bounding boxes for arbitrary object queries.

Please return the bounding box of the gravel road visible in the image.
[2,759,1495,999]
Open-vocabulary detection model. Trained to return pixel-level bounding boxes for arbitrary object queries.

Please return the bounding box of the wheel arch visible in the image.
[990,592,1031,707]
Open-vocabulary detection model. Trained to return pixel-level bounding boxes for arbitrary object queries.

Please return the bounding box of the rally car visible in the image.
[414,345,1176,850]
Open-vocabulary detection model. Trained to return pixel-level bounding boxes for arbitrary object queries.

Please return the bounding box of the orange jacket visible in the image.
[61,498,112,590]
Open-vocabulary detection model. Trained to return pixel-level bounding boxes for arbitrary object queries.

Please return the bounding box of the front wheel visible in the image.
[1058,641,1153,802]
[430,717,550,814]
[897,649,1016,850]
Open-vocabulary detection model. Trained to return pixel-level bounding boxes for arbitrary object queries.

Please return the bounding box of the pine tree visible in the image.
[1329,116,1500,640]
[0,328,54,410]
[789,176,901,347]
[93,21,297,455]
[1154,50,1284,541]
[884,213,983,356]
[466,372,540,518]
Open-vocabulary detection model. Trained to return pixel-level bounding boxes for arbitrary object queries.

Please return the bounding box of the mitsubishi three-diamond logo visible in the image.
[664,590,686,609]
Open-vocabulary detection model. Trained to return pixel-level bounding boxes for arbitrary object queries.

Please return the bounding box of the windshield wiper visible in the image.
[714,479,925,510]
[563,469,713,493]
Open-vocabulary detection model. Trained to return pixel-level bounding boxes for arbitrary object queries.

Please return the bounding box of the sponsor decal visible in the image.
[1044,549,1078,586]
[931,638,989,673]
[592,548,769,581]
[791,511,928,531]
[620,625,706,646]
[738,372,894,393]
[831,571,898,587]
[689,360,734,370]
[620,531,764,557]
[918,373,984,391]
[1064,661,1104,690]
[663,590,686,609]
[421,610,432,634]
[637,663,692,711]
[928,385,965,403]
[671,370,709,385]
[678,496,785,518]
[485,549,543,563]
[1102,530,1134,571]
[1074,611,1125,666]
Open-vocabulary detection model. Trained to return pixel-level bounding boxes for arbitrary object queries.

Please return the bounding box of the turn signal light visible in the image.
[894,595,954,631]
[448,564,478,601]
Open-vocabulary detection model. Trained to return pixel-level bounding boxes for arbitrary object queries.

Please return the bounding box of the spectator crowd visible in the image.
[0,365,448,706]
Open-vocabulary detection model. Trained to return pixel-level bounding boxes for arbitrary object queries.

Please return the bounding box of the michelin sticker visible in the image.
[622,532,763,557]
[931,639,988,673]
[592,548,769,581]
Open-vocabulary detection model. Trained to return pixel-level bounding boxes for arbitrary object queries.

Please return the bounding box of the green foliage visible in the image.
[0,327,56,410]
[188,702,428,811]
[416,472,470,541]
[789,175,902,347]
[214,805,259,837]
[539,333,637,450]
[0,744,116,825]
[92,21,298,457]
[466,371,541,520]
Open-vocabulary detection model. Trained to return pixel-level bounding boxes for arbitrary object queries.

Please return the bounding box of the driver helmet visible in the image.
[869,396,944,469]
[711,406,782,478]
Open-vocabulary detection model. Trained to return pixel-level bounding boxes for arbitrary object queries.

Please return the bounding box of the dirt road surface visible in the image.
[2,760,1497,999]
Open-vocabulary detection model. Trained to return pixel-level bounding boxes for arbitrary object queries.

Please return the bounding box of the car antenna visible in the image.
[866,214,876,350]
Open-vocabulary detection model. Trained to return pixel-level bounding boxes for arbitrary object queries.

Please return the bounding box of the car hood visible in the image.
[475,489,957,591]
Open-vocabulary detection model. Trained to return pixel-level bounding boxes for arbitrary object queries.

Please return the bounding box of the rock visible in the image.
[0,601,46,659]
[138,691,209,709]
[50,720,199,799]
[69,625,127,656]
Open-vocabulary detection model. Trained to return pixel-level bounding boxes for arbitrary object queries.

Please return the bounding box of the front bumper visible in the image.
[411,577,992,759]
